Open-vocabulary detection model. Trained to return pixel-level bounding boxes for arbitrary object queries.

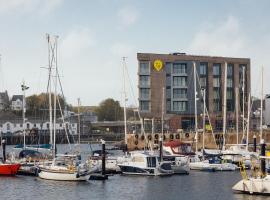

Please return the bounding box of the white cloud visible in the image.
[60,28,96,59]
[110,43,134,57]
[117,6,139,27]
[188,15,270,97]
[188,16,247,57]
[0,0,62,15]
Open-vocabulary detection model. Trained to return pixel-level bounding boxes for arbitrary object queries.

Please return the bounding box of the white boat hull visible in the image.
[38,169,89,181]
[233,177,270,195]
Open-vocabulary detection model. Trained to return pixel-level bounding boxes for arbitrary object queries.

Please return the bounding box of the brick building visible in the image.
[137,53,250,132]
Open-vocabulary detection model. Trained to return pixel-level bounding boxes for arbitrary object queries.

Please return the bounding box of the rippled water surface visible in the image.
[0,144,269,200]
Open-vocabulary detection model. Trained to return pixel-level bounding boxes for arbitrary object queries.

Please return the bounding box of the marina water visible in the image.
[0,144,268,200]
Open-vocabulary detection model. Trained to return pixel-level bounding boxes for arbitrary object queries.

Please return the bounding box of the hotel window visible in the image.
[227,64,233,76]
[200,63,207,75]
[173,88,187,99]
[213,78,220,87]
[139,62,149,74]
[173,63,187,74]
[200,77,207,88]
[140,101,150,111]
[173,101,187,111]
[213,64,221,76]
[173,76,187,87]
[166,88,171,98]
[227,89,233,99]
[139,76,150,87]
[165,63,172,74]
[27,123,30,129]
[7,123,10,131]
[227,78,233,88]
[166,100,171,111]
[140,88,150,99]
[214,100,221,111]
[213,89,220,99]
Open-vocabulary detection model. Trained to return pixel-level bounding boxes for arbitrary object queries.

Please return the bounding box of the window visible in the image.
[26,123,30,129]
[228,64,233,76]
[139,76,150,87]
[165,63,172,74]
[140,101,150,111]
[200,77,207,88]
[200,63,207,75]
[140,88,150,99]
[213,64,221,76]
[213,89,220,99]
[213,78,220,87]
[7,123,10,131]
[227,78,233,88]
[214,100,221,111]
[227,89,233,99]
[139,62,149,74]
[173,77,187,87]
[173,101,187,111]
[34,124,36,128]
[173,88,187,99]
[173,63,187,74]
[166,89,171,98]
[166,100,171,111]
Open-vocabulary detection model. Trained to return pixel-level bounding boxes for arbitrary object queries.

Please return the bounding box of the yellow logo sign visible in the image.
[153,59,163,71]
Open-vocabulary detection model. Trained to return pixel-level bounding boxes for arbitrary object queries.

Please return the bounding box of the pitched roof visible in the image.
[11,95,23,101]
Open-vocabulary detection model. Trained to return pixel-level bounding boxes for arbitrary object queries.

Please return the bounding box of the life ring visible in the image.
[155,134,159,139]
[175,134,180,139]
[141,135,145,141]
[185,133,189,138]
[148,135,152,141]
[134,140,138,145]
[170,134,174,140]
[135,134,139,139]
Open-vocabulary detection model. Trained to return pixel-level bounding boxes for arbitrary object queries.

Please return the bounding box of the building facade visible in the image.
[137,53,250,132]
[0,91,9,111]
[11,95,24,111]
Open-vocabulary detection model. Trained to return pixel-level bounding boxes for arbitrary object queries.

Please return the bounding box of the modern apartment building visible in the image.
[137,53,250,132]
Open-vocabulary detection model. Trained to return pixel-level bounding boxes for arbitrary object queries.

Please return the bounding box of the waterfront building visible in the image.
[137,53,250,132]
[0,91,9,111]
[11,95,24,111]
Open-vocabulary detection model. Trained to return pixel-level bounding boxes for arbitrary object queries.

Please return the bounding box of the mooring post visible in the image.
[102,140,106,176]
[253,135,257,152]
[261,139,266,176]
[159,137,163,162]
[2,139,6,163]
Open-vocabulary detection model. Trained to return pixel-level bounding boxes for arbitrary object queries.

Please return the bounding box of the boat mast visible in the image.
[202,88,206,150]
[242,66,245,143]
[161,87,165,141]
[235,87,239,144]
[260,66,264,143]
[122,57,128,149]
[53,35,59,157]
[222,62,227,150]
[246,93,251,151]
[77,98,81,145]
[46,33,53,149]
[22,80,28,149]
[193,62,198,153]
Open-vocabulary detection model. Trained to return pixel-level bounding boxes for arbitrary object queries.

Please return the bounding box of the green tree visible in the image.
[95,98,123,121]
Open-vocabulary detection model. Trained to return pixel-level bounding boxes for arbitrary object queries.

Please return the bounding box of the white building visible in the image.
[264,94,270,126]
[0,119,77,136]
[11,95,24,111]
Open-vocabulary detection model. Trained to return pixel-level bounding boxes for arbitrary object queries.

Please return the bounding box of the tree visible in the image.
[26,93,72,118]
[95,98,123,121]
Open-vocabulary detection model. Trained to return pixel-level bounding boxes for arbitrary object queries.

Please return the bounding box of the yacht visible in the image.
[118,151,174,176]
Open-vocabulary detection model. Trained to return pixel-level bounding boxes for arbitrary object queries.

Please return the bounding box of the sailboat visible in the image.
[190,62,237,171]
[37,34,94,181]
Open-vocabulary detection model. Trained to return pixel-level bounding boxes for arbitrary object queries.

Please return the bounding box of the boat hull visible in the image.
[38,169,90,181]
[0,164,21,175]
[233,178,270,195]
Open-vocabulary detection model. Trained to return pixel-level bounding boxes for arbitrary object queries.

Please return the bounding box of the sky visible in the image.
[0,0,269,107]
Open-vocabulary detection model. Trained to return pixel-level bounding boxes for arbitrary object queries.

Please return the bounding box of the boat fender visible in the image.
[148,135,152,141]
[76,173,80,178]
[185,133,189,138]
[141,135,145,141]
[135,134,139,139]
[175,134,180,139]
[134,140,138,145]
[170,134,174,140]
[155,134,159,139]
